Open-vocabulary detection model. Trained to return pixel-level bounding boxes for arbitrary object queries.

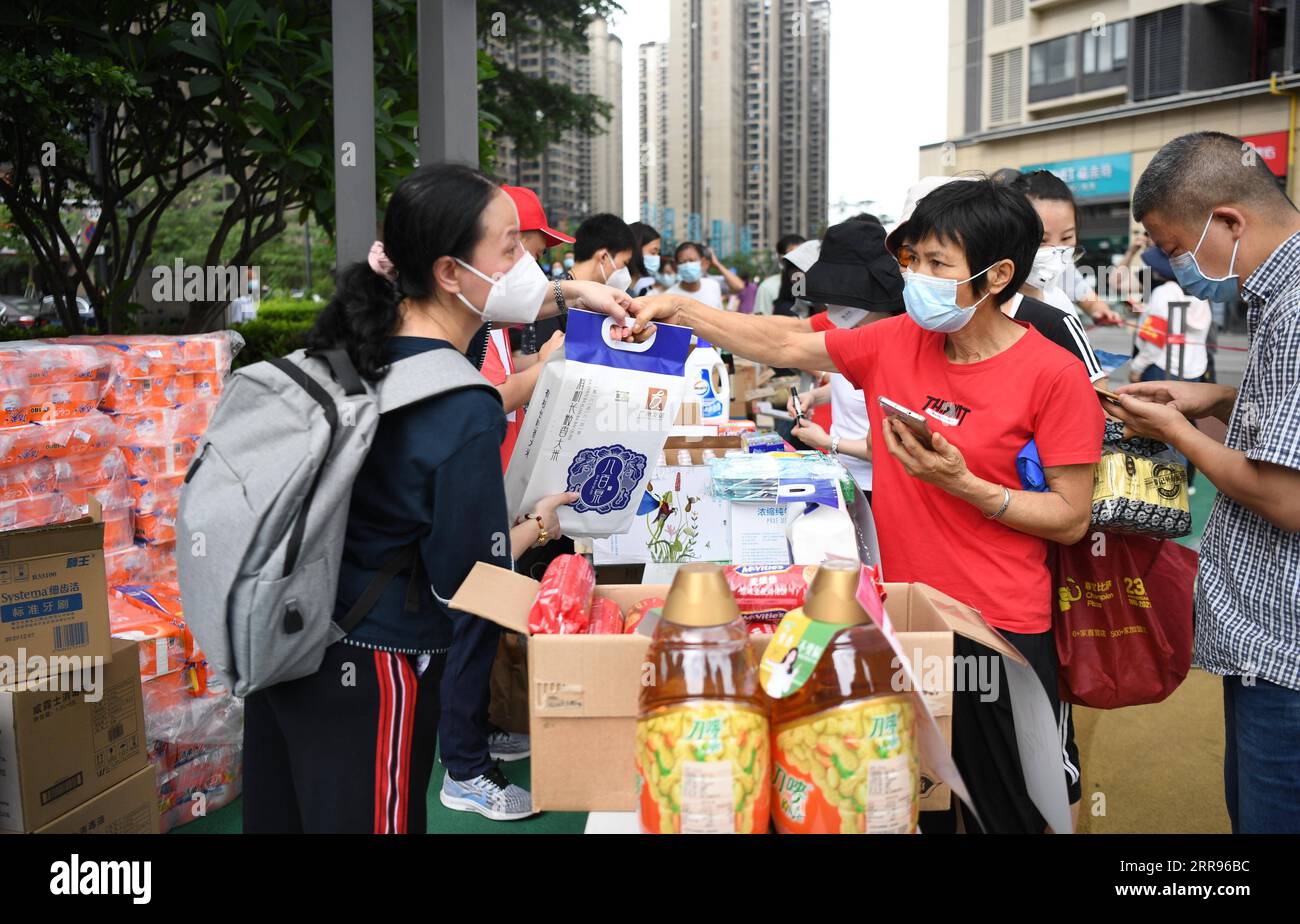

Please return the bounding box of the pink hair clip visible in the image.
[368,240,396,281]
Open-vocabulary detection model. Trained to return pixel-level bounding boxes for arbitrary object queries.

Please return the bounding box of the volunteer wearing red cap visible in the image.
[466,185,575,468]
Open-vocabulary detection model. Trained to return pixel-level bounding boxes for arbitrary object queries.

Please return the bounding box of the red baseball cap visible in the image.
[501,185,575,248]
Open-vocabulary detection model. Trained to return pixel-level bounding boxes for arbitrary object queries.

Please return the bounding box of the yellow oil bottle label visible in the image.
[636,702,770,834]
[772,696,919,834]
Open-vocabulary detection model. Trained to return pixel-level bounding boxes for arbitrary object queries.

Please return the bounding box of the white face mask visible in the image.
[455,246,550,324]
[601,253,632,292]
[1029,245,1072,290]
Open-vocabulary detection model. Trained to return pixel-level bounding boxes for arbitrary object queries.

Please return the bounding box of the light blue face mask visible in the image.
[678,260,703,283]
[1169,213,1240,302]
[655,272,678,288]
[901,264,996,333]
[643,254,661,274]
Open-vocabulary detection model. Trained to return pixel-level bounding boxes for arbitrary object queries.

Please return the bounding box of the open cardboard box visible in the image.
[451,562,1020,813]
[730,361,775,419]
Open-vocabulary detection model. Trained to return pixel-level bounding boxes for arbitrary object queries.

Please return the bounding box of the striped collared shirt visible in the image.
[1195,230,1300,690]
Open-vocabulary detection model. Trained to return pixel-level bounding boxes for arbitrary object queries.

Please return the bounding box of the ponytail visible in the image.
[305,262,402,379]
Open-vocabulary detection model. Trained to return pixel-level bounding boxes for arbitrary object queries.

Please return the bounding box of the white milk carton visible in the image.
[504,309,693,538]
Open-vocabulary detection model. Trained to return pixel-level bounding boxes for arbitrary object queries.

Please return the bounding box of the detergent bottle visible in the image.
[684,340,730,425]
[763,560,919,834]
[636,563,770,834]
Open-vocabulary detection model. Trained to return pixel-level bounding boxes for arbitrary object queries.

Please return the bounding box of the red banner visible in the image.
[1243,130,1290,177]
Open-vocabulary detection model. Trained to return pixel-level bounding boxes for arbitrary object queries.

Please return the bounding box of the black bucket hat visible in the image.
[803,216,904,313]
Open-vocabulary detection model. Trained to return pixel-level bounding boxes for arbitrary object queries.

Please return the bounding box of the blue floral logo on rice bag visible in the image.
[566,444,647,514]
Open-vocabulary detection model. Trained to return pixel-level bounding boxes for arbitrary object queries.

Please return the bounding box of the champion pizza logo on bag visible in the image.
[922,395,971,427]
[566,444,647,514]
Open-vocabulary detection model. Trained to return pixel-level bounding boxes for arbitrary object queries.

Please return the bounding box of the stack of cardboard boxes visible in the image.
[0,507,157,833]
[0,333,242,833]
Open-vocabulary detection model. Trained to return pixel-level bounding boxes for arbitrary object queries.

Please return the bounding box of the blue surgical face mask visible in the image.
[563,255,575,269]
[678,260,703,283]
[1169,213,1241,302]
[643,254,661,274]
[901,264,996,333]
[655,271,678,288]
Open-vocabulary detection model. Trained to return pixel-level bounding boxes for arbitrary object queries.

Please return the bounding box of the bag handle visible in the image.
[307,347,366,396]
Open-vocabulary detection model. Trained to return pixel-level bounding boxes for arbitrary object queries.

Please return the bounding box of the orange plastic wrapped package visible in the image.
[117,399,217,444]
[192,371,223,402]
[129,472,185,512]
[0,414,118,466]
[0,493,82,531]
[146,542,178,582]
[0,343,111,390]
[101,505,136,552]
[134,508,176,545]
[101,374,199,412]
[121,440,199,478]
[586,596,625,634]
[105,545,152,586]
[108,593,189,682]
[527,554,595,634]
[0,460,61,500]
[64,332,237,378]
[49,449,129,489]
[0,381,101,426]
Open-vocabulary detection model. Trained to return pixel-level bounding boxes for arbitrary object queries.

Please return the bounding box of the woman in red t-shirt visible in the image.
[628,177,1106,834]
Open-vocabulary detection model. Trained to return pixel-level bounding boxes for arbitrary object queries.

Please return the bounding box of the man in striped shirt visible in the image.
[1113,131,1300,834]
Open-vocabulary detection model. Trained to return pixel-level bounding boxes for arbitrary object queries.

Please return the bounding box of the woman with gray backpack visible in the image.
[177,163,633,833]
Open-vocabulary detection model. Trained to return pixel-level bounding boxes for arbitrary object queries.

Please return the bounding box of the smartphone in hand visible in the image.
[878,396,935,451]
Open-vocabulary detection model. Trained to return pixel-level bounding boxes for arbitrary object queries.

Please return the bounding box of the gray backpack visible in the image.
[176,346,495,697]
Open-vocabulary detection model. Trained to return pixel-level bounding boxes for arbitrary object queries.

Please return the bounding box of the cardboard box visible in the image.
[729,361,775,419]
[0,637,148,832]
[451,564,1017,813]
[0,501,112,690]
[30,764,158,834]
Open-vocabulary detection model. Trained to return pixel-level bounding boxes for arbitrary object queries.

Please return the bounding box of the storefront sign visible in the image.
[1242,131,1289,178]
[1020,153,1132,200]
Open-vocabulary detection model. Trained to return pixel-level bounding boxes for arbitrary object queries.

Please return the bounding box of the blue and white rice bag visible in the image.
[504,308,693,538]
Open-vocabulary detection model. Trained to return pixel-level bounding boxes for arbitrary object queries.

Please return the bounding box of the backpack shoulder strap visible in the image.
[376,344,501,414]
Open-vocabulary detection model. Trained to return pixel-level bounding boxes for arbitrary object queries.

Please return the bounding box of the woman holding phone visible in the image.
[630,176,1105,834]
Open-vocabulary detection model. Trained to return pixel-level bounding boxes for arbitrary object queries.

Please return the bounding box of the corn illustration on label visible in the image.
[773,697,919,834]
[636,702,770,834]
[759,609,842,699]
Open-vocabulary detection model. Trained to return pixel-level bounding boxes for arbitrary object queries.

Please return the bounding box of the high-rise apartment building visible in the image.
[639,41,671,228]
[921,1,1295,256]
[645,0,830,256]
[489,17,624,230]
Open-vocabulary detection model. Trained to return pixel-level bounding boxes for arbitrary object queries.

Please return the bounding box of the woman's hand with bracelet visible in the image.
[530,491,579,544]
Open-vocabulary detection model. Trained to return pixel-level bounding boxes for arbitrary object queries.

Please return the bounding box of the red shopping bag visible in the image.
[1052,533,1196,709]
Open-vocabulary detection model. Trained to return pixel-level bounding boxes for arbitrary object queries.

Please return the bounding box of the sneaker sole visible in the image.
[439,789,535,822]
[489,750,531,763]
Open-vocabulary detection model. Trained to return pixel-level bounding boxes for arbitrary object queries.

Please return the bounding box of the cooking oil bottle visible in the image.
[765,560,919,834]
[636,563,770,834]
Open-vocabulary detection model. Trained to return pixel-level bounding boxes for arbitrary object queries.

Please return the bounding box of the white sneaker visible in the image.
[439,767,535,821]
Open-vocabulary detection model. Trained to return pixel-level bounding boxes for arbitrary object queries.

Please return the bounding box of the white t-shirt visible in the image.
[1132,281,1212,380]
[822,305,872,492]
[666,277,724,310]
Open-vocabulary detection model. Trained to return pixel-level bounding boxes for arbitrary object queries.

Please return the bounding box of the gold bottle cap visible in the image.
[661,563,741,627]
[803,560,869,626]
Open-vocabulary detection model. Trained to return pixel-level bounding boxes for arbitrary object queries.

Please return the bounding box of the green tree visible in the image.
[0,0,622,334]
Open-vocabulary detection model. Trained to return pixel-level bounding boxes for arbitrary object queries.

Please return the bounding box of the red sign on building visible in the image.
[1242,131,1290,177]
